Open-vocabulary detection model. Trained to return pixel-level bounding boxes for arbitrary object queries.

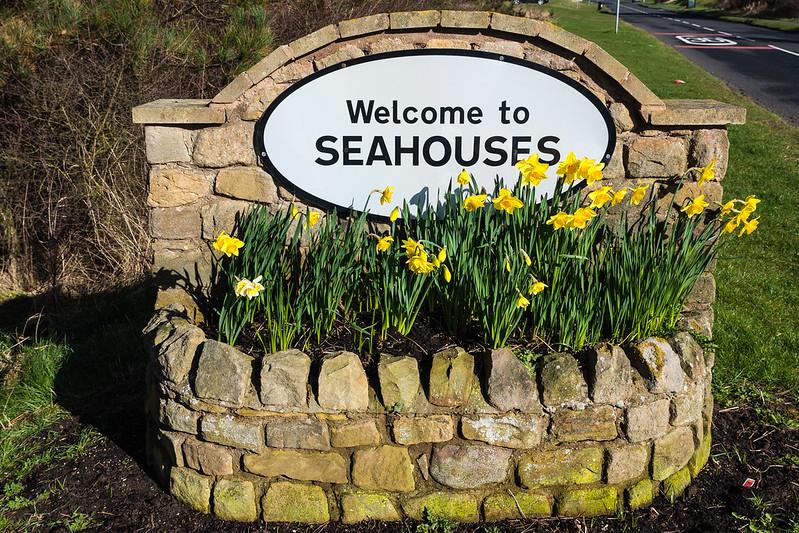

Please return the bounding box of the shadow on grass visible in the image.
[0,281,157,470]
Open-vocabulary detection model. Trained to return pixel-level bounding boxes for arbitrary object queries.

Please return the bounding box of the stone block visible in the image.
[378,354,420,410]
[584,44,630,89]
[271,60,315,84]
[193,121,256,167]
[340,491,401,523]
[430,443,512,489]
[182,440,234,476]
[440,10,491,29]
[338,14,390,39]
[402,491,479,522]
[542,26,593,55]
[194,340,253,406]
[671,385,704,426]
[132,99,224,125]
[518,447,604,487]
[330,419,382,447]
[477,41,524,58]
[587,343,635,404]
[314,44,365,70]
[557,487,618,517]
[352,446,415,492]
[170,467,212,513]
[200,197,251,241]
[389,10,440,29]
[625,398,671,442]
[243,79,290,120]
[485,348,540,412]
[246,45,293,86]
[647,99,745,126]
[428,347,474,407]
[686,273,716,308]
[215,166,279,204]
[460,413,547,448]
[626,479,654,509]
[212,73,253,104]
[662,467,691,501]
[151,206,201,240]
[652,426,695,480]
[482,490,552,520]
[213,478,258,522]
[425,38,471,50]
[160,400,199,434]
[671,332,706,381]
[609,103,635,132]
[539,352,588,407]
[288,24,339,58]
[392,415,453,445]
[678,309,714,339]
[490,12,542,36]
[606,443,649,484]
[145,126,193,164]
[551,405,618,442]
[626,136,688,178]
[259,349,310,408]
[688,430,711,477]
[261,481,330,523]
[148,166,212,208]
[200,414,263,452]
[266,417,329,450]
[628,338,686,394]
[149,430,184,485]
[318,352,369,411]
[368,38,414,54]
[691,128,729,180]
[243,449,348,483]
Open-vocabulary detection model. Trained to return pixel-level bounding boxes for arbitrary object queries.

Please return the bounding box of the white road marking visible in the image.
[702,26,715,31]
[691,23,702,27]
[769,44,799,57]
[718,31,733,36]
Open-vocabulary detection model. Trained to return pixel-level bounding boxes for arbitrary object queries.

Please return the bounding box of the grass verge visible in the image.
[546,0,799,397]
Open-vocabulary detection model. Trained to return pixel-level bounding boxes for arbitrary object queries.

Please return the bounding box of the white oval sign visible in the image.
[257,50,615,218]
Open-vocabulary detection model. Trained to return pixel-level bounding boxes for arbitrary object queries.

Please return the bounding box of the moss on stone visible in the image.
[213,478,258,522]
[340,491,401,523]
[625,479,654,509]
[688,430,712,477]
[482,490,552,521]
[170,467,212,513]
[557,486,618,517]
[402,491,480,522]
[662,467,692,502]
[261,481,330,523]
[518,447,604,487]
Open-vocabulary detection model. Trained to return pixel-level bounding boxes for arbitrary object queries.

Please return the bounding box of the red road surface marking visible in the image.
[655,32,721,36]
[674,45,774,49]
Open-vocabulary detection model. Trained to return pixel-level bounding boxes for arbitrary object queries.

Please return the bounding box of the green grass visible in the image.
[639,0,799,32]
[546,0,799,396]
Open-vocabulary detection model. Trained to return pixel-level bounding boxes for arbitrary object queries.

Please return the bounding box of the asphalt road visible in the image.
[607,1,799,125]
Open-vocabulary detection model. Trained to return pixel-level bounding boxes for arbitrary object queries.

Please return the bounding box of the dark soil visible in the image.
[8,403,799,532]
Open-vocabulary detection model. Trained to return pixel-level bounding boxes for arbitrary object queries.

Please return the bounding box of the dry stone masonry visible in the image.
[134,10,740,523]
[144,304,714,523]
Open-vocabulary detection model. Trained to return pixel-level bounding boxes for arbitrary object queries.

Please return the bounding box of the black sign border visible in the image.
[254,48,617,220]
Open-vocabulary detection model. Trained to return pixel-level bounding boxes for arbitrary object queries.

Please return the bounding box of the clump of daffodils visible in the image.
[402,237,450,282]
[234,275,264,299]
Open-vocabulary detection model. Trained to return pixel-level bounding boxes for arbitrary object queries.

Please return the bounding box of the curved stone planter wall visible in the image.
[144,305,714,523]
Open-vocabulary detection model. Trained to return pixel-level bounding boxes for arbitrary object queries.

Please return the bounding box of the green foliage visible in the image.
[416,509,458,533]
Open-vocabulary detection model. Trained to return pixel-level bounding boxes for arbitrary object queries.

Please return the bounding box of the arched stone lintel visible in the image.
[131,11,745,127]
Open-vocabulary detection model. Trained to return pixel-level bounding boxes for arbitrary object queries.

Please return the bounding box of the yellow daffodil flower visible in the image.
[585,162,605,186]
[407,251,435,275]
[557,151,581,183]
[630,185,647,206]
[213,232,244,257]
[577,157,596,181]
[505,258,511,273]
[463,194,488,212]
[437,248,447,263]
[515,153,549,186]
[376,235,393,253]
[389,206,400,222]
[457,169,471,186]
[234,276,264,299]
[739,217,759,237]
[546,211,573,230]
[611,189,627,206]
[442,265,452,283]
[402,238,423,257]
[719,199,736,216]
[681,195,709,218]
[307,211,321,227]
[492,188,524,215]
[741,195,761,214]
[698,159,716,185]
[588,186,614,209]
[722,217,739,235]
[569,207,597,229]
[520,249,532,267]
[290,205,300,218]
[379,186,395,205]
[516,294,530,309]
[529,280,547,295]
